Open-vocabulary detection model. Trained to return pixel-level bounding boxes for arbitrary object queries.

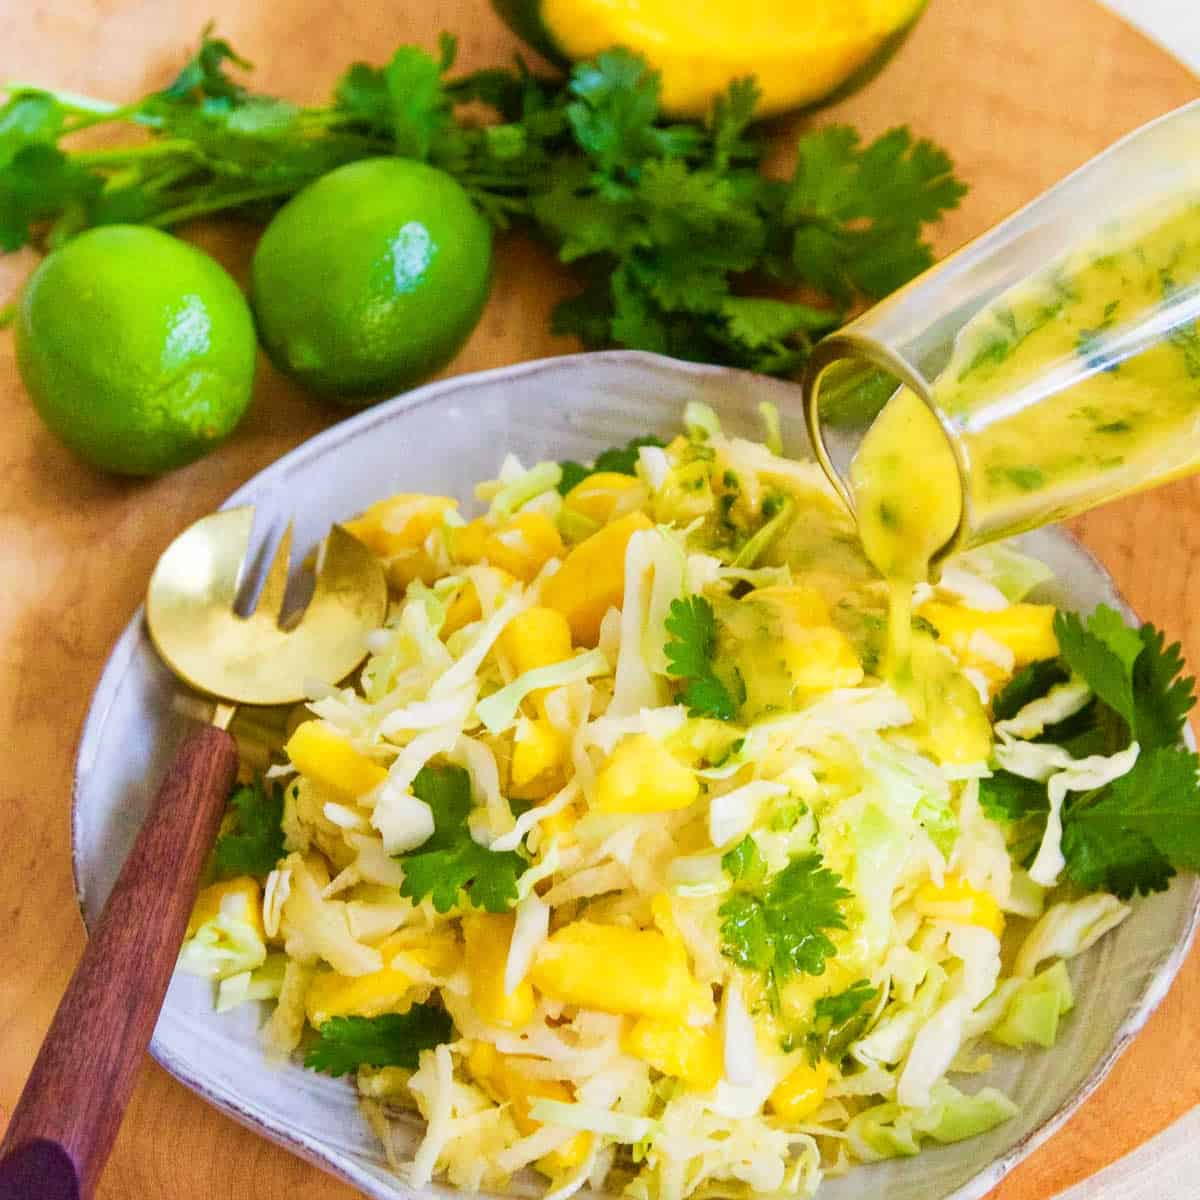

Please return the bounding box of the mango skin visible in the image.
[490,0,928,119]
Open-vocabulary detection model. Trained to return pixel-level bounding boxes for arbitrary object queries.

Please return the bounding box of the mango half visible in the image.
[493,0,927,119]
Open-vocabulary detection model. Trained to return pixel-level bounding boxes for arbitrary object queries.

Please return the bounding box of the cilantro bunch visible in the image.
[0,27,966,374]
[983,605,1200,898]
[212,776,286,878]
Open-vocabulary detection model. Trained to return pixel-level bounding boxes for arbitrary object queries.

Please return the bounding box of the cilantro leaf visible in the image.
[991,658,1070,722]
[719,853,851,985]
[807,979,878,1064]
[213,777,286,879]
[722,834,766,883]
[664,595,738,720]
[304,1005,454,1077]
[1054,605,1144,730]
[1132,623,1196,750]
[978,770,1049,824]
[557,435,664,494]
[1062,746,1200,897]
[397,764,524,913]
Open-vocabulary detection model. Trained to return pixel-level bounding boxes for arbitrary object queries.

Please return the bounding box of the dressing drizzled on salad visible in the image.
[174,403,1200,1200]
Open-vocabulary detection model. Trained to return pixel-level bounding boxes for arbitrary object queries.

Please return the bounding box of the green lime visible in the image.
[250,158,492,403]
[15,225,257,476]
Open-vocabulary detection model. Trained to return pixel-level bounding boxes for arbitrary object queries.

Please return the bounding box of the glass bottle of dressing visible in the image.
[803,99,1200,677]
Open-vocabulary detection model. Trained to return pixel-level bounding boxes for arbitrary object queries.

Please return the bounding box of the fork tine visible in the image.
[252,522,294,621]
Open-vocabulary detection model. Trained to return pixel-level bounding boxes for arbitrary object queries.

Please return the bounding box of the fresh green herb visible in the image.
[721,834,766,883]
[985,606,1200,897]
[557,434,665,494]
[807,980,878,1064]
[0,29,965,379]
[664,595,738,720]
[991,659,1070,722]
[304,1005,454,1077]
[397,764,525,912]
[213,777,285,879]
[719,853,851,992]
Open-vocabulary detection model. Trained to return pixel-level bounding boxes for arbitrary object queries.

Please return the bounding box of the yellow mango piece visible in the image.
[593,733,699,814]
[500,606,575,675]
[187,877,264,940]
[536,803,579,847]
[918,602,1059,670]
[344,494,457,558]
[510,718,567,799]
[305,932,460,1028]
[285,721,388,802]
[453,517,492,565]
[384,549,442,590]
[768,1059,833,1123]
[913,874,1005,939]
[482,512,564,583]
[443,581,482,636]
[748,584,833,625]
[531,921,713,1023]
[543,511,654,645]
[623,1017,722,1091]
[562,472,647,527]
[466,1043,592,1174]
[464,912,536,1029]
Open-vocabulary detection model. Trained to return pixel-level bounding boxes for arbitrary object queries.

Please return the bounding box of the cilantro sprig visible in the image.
[397,764,525,913]
[304,1005,454,1077]
[983,605,1200,898]
[719,852,852,998]
[558,435,665,495]
[806,980,879,1064]
[213,776,286,879]
[665,595,739,720]
[0,29,965,380]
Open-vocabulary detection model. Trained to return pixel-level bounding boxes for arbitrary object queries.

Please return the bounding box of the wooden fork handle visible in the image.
[0,725,238,1200]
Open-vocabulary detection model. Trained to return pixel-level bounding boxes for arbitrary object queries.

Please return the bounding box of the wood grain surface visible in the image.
[0,3,1196,1199]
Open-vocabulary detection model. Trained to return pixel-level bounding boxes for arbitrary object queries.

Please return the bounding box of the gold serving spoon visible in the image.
[0,507,387,1200]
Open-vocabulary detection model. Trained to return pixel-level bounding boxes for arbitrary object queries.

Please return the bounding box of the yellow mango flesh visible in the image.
[623,1017,722,1091]
[464,912,537,1029]
[769,1059,834,1123]
[541,0,924,118]
[467,1042,593,1172]
[531,921,712,1022]
[511,718,568,798]
[913,874,1005,938]
[188,877,264,940]
[285,721,388,801]
[543,511,654,645]
[305,932,460,1028]
[343,494,457,557]
[562,472,647,527]
[918,601,1059,669]
[592,733,699,814]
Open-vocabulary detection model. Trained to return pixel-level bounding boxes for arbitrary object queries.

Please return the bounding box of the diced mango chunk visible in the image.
[913,874,1005,938]
[384,549,442,590]
[188,877,264,940]
[285,721,389,802]
[543,511,654,645]
[562,472,647,528]
[500,606,575,675]
[511,718,568,800]
[457,512,564,582]
[918,602,1059,670]
[466,1042,592,1174]
[343,494,457,558]
[769,1059,833,1123]
[531,921,713,1023]
[593,733,699,814]
[443,581,482,636]
[463,912,536,1029]
[748,584,833,625]
[305,932,460,1028]
[623,1017,722,1091]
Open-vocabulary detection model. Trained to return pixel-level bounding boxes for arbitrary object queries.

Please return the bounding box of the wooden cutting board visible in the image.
[0,2,1196,1198]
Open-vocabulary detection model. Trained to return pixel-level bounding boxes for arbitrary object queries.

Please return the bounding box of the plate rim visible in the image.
[70,348,1200,1200]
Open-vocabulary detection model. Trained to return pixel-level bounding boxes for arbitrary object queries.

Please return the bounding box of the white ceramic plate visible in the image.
[72,351,1200,1200]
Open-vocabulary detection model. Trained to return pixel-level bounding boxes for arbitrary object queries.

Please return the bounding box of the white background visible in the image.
[1104,0,1200,70]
